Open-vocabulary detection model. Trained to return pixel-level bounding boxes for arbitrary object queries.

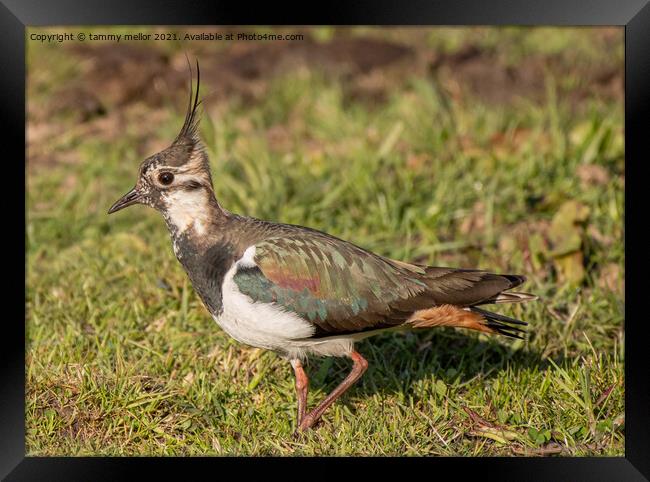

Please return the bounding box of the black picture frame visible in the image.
[7,0,649,479]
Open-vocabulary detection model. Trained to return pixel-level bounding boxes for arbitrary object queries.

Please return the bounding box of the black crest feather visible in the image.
[174,57,202,145]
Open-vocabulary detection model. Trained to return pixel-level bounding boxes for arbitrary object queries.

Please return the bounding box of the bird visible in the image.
[108,61,536,433]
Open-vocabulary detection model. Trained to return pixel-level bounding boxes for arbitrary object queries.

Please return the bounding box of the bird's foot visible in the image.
[292,422,322,439]
[296,412,325,433]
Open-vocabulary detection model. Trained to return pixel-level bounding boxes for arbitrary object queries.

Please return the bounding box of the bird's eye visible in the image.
[158,172,174,185]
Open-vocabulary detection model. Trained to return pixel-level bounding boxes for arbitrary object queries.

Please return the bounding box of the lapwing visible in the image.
[108,62,536,433]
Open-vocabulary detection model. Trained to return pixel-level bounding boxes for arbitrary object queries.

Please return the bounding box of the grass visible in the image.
[26,27,624,456]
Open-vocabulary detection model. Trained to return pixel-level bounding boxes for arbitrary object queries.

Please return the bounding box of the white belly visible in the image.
[212,246,357,359]
[213,246,316,352]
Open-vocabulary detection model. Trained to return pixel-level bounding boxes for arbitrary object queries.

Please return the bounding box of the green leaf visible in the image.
[472,427,519,445]
[435,379,447,397]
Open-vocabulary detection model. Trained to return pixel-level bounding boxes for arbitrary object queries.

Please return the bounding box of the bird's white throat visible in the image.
[162,189,212,236]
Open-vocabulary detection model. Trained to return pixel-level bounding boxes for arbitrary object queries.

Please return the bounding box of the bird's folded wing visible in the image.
[232,236,433,336]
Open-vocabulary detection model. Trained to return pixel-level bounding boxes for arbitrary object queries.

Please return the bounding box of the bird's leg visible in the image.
[298,351,368,431]
[291,358,309,427]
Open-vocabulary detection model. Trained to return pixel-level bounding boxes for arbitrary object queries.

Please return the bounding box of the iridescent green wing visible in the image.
[232,235,432,335]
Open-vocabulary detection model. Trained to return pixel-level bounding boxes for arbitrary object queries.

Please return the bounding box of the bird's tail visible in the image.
[407,299,535,340]
[469,284,538,339]
[477,290,538,305]
[405,269,537,339]
[467,306,528,340]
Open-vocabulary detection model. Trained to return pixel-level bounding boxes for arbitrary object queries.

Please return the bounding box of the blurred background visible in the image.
[26,27,624,456]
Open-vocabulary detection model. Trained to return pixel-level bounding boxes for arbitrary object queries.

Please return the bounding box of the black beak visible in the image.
[108,187,141,214]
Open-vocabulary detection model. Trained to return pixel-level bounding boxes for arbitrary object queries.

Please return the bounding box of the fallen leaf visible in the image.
[598,263,623,294]
[182,371,195,387]
[464,406,496,428]
[464,406,522,444]
[549,201,590,285]
[406,153,429,170]
[266,124,292,152]
[596,382,618,407]
[512,442,564,456]
[576,164,610,186]
[470,426,521,444]
[554,251,586,286]
[145,316,167,333]
[588,225,614,247]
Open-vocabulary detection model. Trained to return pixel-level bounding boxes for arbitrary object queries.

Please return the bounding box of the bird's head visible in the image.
[108,61,214,222]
